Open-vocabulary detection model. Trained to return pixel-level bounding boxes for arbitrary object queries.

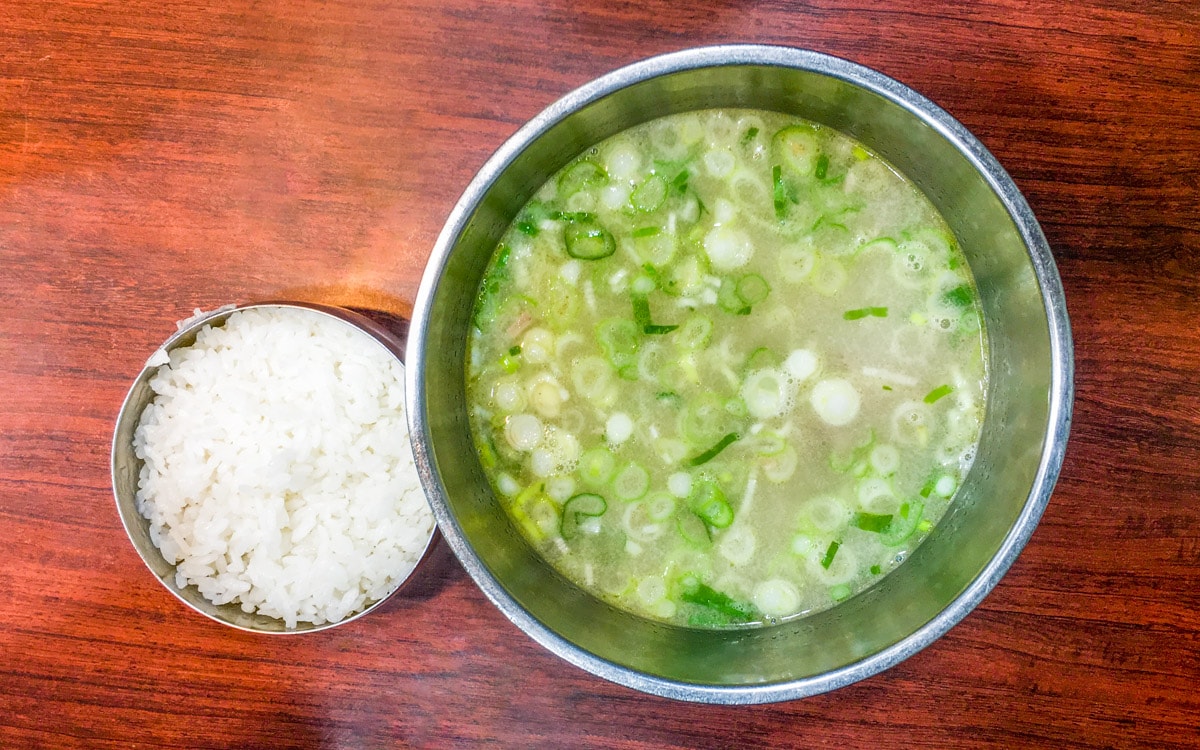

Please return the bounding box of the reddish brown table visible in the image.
[2,1,1197,747]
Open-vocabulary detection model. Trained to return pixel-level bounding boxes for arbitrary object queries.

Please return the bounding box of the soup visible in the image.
[465,109,986,627]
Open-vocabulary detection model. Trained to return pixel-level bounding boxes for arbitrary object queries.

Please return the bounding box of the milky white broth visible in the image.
[466,109,986,628]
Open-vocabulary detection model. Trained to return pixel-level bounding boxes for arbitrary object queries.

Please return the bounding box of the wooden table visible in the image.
[2,1,1197,747]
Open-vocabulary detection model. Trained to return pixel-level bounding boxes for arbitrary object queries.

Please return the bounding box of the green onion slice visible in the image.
[632,294,679,335]
[851,512,893,533]
[689,480,734,528]
[632,174,668,212]
[843,306,889,320]
[558,160,608,198]
[881,499,925,547]
[560,493,607,539]
[686,432,740,467]
[924,384,954,404]
[736,274,770,306]
[677,577,758,624]
[564,218,616,260]
[820,540,840,569]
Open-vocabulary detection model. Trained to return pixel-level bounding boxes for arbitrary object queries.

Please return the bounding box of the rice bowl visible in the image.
[113,303,436,632]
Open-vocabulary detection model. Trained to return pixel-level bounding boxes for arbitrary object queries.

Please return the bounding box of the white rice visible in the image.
[132,306,434,628]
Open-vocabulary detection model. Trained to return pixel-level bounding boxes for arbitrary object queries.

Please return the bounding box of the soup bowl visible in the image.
[407,45,1072,702]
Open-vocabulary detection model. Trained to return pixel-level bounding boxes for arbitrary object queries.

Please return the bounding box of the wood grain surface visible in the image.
[2,0,1198,747]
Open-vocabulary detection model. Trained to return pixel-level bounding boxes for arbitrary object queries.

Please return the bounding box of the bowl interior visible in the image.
[413,49,1070,699]
[112,302,433,634]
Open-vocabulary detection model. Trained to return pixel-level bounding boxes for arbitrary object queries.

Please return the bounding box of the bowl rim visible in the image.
[407,44,1074,702]
[111,300,439,635]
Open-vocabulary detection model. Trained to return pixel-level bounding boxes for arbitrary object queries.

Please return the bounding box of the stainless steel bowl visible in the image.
[408,45,1073,701]
[112,301,438,634]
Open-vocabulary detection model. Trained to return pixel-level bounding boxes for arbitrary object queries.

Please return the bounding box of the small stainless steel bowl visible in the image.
[112,301,438,634]
[408,45,1073,701]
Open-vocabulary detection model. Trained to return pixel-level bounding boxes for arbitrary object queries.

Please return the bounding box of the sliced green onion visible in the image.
[632,226,660,238]
[881,499,925,547]
[674,315,713,350]
[923,384,954,404]
[830,583,852,602]
[632,174,668,212]
[597,318,639,372]
[677,577,758,624]
[669,169,690,196]
[613,463,650,502]
[564,219,616,260]
[558,160,608,198]
[772,164,793,219]
[743,347,780,373]
[739,126,759,145]
[680,393,735,444]
[870,564,882,575]
[815,153,830,181]
[689,480,734,528]
[686,432,740,467]
[516,220,539,236]
[736,274,770,306]
[632,294,679,335]
[943,284,975,307]
[773,125,821,175]
[579,447,616,488]
[560,492,607,539]
[843,306,889,320]
[820,540,840,569]
[717,278,750,315]
[677,513,712,547]
[851,512,893,533]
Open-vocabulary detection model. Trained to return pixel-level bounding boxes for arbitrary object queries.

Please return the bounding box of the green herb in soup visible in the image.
[466,109,987,628]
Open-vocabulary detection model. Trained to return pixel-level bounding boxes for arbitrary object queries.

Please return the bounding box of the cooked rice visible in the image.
[133,306,433,628]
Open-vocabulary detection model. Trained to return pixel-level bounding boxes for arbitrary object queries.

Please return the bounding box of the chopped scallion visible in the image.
[851,512,894,533]
[632,226,661,238]
[560,492,607,539]
[564,218,616,260]
[924,384,954,404]
[772,164,792,219]
[632,174,668,212]
[678,578,758,624]
[820,540,840,569]
[632,294,679,335]
[686,432,740,467]
[815,154,830,181]
[670,169,690,196]
[735,274,770,306]
[943,284,974,307]
[557,160,608,198]
[739,126,759,145]
[843,306,889,320]
[689,480,734,528]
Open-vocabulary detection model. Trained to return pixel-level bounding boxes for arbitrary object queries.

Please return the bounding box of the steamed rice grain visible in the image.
[132,307,434,628]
